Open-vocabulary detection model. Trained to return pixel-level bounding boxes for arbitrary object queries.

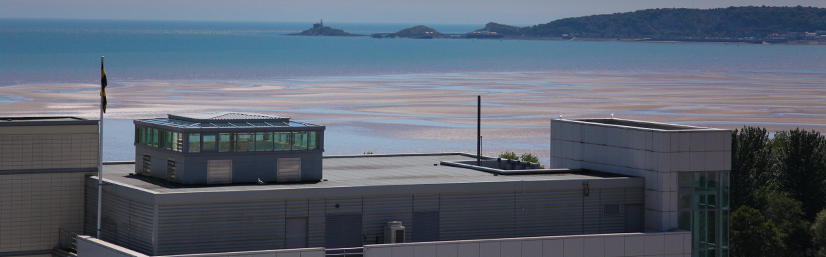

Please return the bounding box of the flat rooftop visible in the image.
[99,153,637,197]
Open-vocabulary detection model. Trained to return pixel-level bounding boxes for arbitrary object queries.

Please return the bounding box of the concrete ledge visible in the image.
[440,160,574,175]
[78,235,326,257]
[365,231,691,257]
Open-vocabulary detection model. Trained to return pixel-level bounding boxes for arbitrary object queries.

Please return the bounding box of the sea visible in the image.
[2,18,826,161]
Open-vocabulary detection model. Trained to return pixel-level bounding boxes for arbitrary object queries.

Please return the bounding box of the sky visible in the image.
[2,0,825,25]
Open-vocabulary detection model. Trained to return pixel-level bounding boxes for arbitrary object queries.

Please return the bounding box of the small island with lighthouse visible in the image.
[287,20,365,36]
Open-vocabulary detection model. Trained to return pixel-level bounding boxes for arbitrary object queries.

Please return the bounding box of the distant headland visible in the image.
[287,20,365,37]
[292,7,826,44]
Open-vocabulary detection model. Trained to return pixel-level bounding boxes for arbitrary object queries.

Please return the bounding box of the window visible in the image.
[308,131,318,150]
[275,132,291,150]
[219,133,234,152]
[255,132,273,151]
[188,133,201,153]
[150,128,159,147]
[236,133,254,152]
[202,134,217,152]
[679,171,730,256]
[135,126,142,144]
[292,131,307,150]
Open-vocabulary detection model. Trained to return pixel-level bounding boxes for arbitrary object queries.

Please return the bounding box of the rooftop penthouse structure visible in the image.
[133,112,325,184]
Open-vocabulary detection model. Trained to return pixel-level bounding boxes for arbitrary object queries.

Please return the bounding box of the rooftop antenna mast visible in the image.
[477,95,481,166]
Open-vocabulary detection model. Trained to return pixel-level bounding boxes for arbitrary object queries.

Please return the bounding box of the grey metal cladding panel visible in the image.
[413,194,439,211]
[286,199,309,217]
[514,190,584,237]
[625,185,645,204]
[599,188,628,234]
[326,214,363,248]
[413,211,439,242]
[308,198,326,248]
[84,178,99,237]
[98,188,154,255]
[439,191,515,241]
[363,195,413,244]
[156,201,285,255]
[325,197,362,214]
[583,189,602,234]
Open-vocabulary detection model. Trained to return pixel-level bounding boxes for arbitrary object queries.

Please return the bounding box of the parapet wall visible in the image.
[364,231,691,257]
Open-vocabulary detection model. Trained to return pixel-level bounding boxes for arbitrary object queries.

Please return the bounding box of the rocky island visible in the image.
[288,20,364,36]
[372,25,448,39]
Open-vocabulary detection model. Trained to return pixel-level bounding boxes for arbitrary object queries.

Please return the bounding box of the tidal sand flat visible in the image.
[1,70,825,162]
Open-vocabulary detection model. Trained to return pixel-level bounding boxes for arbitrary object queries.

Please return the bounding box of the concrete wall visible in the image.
[78,235,149,257]
[77,235,325,257]
[0,124,98,170]
[551,119,730,232]
[364,231,691,257]
[0,122,97,256]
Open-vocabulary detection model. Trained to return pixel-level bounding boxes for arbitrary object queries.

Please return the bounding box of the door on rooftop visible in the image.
[286,217,308,248]
[325,214,363,248]
[625,203,644,232]
[413,211,439,242]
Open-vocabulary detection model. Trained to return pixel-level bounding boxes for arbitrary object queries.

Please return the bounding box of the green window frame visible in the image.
[202,134,217,152]
[274,132,291,150]
[236,133,254,152]
[219,133,235,152]
[255,132,274,151]
[188,133,201,153]
[308,131,318,150]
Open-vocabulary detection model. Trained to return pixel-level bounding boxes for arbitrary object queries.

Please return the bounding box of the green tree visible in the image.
[520,153,539,163]
[772,129,826,220]
[731,206,785,257]
[731,127,774,209]
[499,151,518,160]
[757,191,814,256]
[812,209,826,256]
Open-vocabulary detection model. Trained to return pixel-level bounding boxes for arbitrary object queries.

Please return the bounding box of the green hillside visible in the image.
[528,6,826,38]
[491,6,826,39]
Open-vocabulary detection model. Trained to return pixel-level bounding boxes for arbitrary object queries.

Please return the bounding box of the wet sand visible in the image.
[2,70,825,162]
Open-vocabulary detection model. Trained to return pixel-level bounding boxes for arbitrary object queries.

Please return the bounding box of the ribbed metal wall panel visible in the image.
[83,178,97,237]
[412,211,439,242]
[514,190,584,237]
[307,198,326,247]
[84,177,154,254]
[413,194,439,211]
[584,188,602,235]
[155,200,285,255]
[439,191,515,241]
[599,188,628,233]
[325,214,363,248]
[325,197,362,214]
[363,195,413,244]
[286,199,309,218]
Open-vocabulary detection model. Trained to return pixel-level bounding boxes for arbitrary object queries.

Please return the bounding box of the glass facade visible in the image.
[135,126,321,153]
[678,171,730,257]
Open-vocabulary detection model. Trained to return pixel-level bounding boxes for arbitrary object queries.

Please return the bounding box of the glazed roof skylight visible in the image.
[137,112,318,128]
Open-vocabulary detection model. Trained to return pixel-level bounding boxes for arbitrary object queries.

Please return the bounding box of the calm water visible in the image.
[2,18,826,86]
[3,19,826,161]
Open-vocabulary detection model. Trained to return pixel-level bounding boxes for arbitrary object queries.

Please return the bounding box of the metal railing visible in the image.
[325,247,364,257]
[58,228,78,252]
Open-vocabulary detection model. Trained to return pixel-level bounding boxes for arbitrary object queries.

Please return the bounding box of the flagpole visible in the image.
[97,56,104,239]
